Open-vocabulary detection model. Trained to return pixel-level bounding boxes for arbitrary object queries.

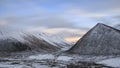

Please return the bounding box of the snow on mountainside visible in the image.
[0,31,70,46]
[0,31,31,52]
[0,31,61,53]
[67,23,120,55]
[0,31,24,41]
[0,30,72,47]
[38,33,73,49]
[0,29,73,53]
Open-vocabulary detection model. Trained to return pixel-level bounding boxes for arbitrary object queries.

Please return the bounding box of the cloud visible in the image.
[32,15,77,28]
[0,13,90,32]
[0,0,120,33]
[0,0,47,17]
[40,28,87,37]
[67,9,109,18]
[40,28,87,42]
[0,19,8,26]
[109,15,120,25]
[77,0,120,12]
[2,0,120,42]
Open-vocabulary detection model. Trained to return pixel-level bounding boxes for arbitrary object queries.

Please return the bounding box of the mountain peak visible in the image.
[67,23,120,55]
[93,23,120,33]
[95,23,109,28]
[96,23,104,25]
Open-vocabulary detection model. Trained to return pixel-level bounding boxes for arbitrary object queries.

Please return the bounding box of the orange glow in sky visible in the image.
[65,36,81,42]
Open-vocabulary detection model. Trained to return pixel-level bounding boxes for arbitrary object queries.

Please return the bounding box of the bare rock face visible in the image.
[67,23,120,55]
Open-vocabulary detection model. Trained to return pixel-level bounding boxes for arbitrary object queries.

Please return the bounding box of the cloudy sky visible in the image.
[0,0,120,42]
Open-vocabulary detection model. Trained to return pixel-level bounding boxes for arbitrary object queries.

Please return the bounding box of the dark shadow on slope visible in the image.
[0,38,31,52]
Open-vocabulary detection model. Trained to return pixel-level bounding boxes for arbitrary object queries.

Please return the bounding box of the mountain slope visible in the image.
[67,23,120,55]
[22,34,60,53]
[38,33,73,49]
[0,38,31,52]
[0,31,60,53]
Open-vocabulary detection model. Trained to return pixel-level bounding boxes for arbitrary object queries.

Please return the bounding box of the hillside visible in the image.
[67,23,120,55]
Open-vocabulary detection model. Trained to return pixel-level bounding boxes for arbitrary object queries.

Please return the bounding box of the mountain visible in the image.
[22,34,60,53]
[0,31,60,53]
[38,33,73,49]
[66,23,120,55]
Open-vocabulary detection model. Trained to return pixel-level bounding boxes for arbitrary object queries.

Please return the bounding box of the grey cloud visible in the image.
[71,0,120,12]
[91,0,120,12]
[111,15,120,25]
[32,16,78,28]
[0,15,89,31]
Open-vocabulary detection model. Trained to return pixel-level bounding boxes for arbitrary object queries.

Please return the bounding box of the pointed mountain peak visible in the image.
[92,23,120,33]
[95,23,108,27]
[66,23,120,55]
[96,23,104,25]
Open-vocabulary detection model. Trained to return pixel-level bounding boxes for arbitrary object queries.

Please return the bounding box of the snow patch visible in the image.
[28,54,55,60]
[57,56,73,61]
[98,57,120,67]
[0,63,30,68]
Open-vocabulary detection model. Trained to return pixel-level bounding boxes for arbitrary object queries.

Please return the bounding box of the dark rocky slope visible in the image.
[0,38,30,52]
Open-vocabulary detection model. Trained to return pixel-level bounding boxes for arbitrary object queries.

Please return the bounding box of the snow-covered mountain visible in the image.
[67,23,120,55]
[0,31,61,53]
[0,29,74,53]
[38,33,73,49]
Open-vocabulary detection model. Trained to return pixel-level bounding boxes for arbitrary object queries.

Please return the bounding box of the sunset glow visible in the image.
[65,36,81,42]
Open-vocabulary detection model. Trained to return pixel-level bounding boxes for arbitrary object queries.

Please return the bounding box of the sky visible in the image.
[0,0,120,42]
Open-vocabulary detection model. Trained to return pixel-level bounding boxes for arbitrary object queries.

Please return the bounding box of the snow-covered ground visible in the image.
[0,54,119,68]
[28,54,55,60]
[98,57,120,67]
[57,56,73,61]
[28,54,73,62]
[28,54,120,67]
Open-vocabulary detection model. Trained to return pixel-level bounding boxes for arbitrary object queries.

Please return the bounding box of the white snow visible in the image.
[28,54,73,62]
[57,56,73,61]
[98,57,120,67]
[31,64,50,68]
[28,54,55,60]
[0,63,30,68]
[0,30,72,49]
[29,32,72,48]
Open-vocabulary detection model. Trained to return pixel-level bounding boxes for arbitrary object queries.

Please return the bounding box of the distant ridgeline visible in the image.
[66,23,120,55]
[0,32,60,53]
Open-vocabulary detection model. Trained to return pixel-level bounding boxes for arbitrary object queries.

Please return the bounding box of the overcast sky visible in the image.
[0,0,120,42]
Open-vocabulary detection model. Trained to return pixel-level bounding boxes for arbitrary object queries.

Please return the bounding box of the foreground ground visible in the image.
[0,53,119,68]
